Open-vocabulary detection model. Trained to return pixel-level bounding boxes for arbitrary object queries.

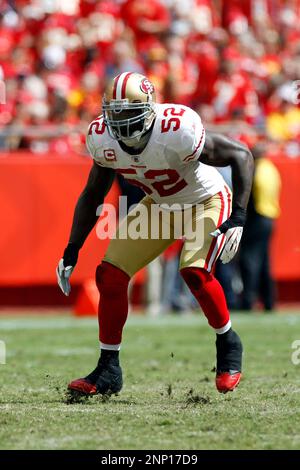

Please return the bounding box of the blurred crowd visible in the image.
[0,0,299,155]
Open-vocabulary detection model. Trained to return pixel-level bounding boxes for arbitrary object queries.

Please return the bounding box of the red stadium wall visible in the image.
[270,157,300,280]
[0,153,299,304]
[0,154,119,293]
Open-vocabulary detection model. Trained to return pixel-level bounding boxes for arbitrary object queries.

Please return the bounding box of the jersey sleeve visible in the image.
[85,116,106,166]
[175,108,206,164]
[86,133,96,159]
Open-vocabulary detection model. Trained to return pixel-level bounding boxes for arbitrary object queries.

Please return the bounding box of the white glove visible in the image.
[210,226,243,264]
[56,259,74,296]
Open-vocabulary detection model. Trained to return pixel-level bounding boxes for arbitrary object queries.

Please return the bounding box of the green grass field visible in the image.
[0,311,300,450]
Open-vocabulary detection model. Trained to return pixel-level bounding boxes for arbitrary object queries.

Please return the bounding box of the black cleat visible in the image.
[215,329,243,393]
[68,350,123,396]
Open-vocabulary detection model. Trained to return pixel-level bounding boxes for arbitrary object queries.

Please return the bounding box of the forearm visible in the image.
[230,150,254,211]
[57,163,115,295]
[201,132,254,263]
[202,132,254,229]
[63,164,115,263]
[68,190,103,249]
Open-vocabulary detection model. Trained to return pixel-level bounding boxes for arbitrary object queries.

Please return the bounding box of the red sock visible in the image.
[181,267,230,331]
[96,261,130,346]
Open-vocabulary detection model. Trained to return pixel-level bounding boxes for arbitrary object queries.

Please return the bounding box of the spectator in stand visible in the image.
[144,45,169,102]
[239,143,281,311]
[163,34,197,106]
[212,59,260,124]
[105,38,144,81]
[190,36,220,106]
[120,0,170,56]
[78,0,123,62]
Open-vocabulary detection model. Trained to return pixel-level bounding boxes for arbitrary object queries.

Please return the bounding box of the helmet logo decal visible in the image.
[140,78,155,95]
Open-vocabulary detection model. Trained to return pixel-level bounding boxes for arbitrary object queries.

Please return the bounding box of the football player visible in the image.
[56,72,254,395]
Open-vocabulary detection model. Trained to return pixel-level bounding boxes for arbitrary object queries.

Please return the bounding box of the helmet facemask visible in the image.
[102,99,156,146]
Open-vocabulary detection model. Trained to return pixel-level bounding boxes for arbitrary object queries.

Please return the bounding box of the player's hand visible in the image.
[56,243,79,296]
[210,226,243,264]
[210,206,246,264]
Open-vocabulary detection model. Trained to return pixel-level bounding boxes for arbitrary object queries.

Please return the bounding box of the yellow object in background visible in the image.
[267,107,300,141]
[253,158,281,219]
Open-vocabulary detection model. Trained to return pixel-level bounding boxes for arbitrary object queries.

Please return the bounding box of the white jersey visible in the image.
[86,103,225,206]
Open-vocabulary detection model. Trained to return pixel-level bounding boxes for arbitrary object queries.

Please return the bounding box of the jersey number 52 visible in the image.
[161,107,186,133]
[117,168,187,197]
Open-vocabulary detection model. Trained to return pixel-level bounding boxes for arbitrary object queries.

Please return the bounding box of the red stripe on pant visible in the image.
[180,267,230,329]
[212,187,232,266]
[96,261,130,345]
[204,191,225,271]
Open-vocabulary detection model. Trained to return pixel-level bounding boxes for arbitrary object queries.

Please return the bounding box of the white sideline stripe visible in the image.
[215,320,232,334]
[55,347,95,356]
[116,72,129,99]
[0,314,298,331]
[100,342,121,351]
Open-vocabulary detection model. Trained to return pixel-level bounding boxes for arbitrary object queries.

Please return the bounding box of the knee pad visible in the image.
[96,261,130,293]
[180,267,213,291]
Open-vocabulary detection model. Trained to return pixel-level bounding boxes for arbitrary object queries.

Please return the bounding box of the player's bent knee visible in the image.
[180,266,212,290]
[96,261,130,294]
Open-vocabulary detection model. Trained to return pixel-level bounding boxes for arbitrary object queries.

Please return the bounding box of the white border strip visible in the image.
[215,320,232,334]
[100,342,121,351]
